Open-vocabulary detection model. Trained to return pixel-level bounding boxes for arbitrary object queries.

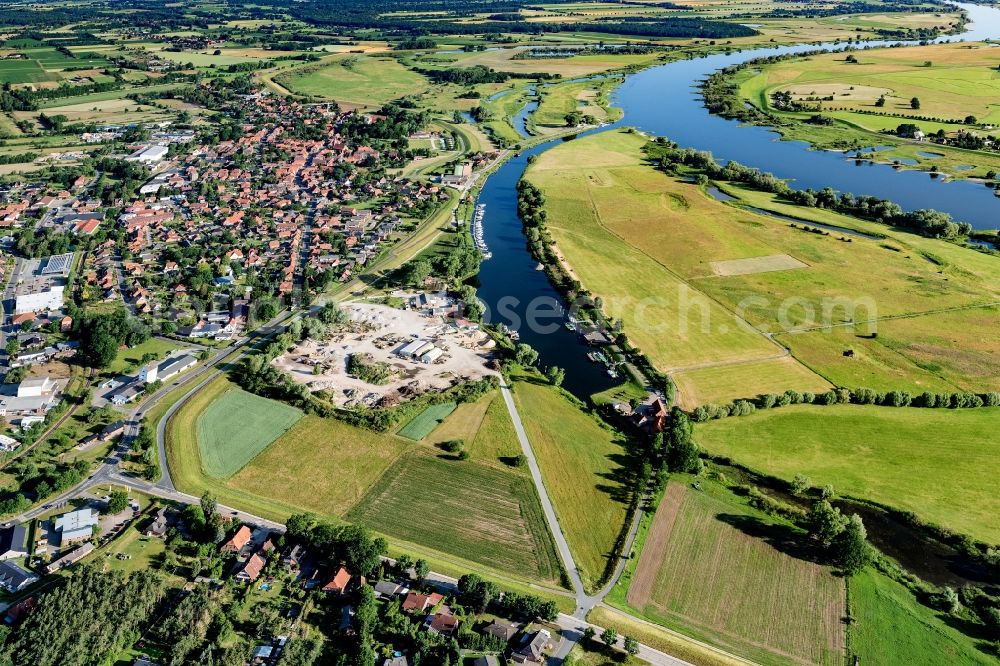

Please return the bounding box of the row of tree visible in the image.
[691,385,1000,422]
[647,138,974,239]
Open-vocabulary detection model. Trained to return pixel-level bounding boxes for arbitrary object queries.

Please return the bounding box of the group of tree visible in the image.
[13,227,73,258]
[806,500,871,574]
[285,513,388,578]
[456,573,559,621]
[73,306,151,368]
[0,566,165,665]
[664,406,699,473]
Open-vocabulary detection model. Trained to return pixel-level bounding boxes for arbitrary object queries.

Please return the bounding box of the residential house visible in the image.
[424,611,459,637]
[373,580,408,600]
[145,507,169,538]
[512,629,551,665]
[221,525,253,554]
[321,566,351,595]
[382,656,410,666]
[402,591,443,613]
[0,524,29,561]
[473,657,500,666]
[235,552,266,584]
[0,561,37,592]
[4,596,37,626]
[483,620,518,643]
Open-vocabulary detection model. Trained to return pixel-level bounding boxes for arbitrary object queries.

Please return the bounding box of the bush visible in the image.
[440,439,464,453]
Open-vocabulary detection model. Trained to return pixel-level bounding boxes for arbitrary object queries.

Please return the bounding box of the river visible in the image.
[475,1,1000,399]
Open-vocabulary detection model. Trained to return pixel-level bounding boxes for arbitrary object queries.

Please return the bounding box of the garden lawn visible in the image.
[196,386,303,478]
[849,568,994,665]
[345,450,562,584]
[397,402,457,440]
[695,404,1000,543]
[624,480,845,666]
[512,378,633,592]
[107,338,187,375]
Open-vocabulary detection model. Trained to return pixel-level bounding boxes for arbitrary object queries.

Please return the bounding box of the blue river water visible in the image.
[475,2,1000,398]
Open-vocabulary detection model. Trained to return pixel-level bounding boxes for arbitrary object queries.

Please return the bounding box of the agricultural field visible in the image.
[525,130,781,373]
[17,98,172,126]
[420,47,662,78]
[672,356,832,409]
[511,378,633,591]
[0,46,111,85]
[169,376,558,581]
[848,569,995,665]
[776,305,1000,394]
[345,450,563,583]
[196,386,303,478]
[745,42,1000,125]
[623,481,846,666]
[277,55,432,108]
[397,402,457,440]
[230,414,412,516]
[695,404,1000,543]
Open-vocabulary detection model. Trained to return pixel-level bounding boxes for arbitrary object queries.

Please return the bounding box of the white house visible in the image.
[141,354,197,384]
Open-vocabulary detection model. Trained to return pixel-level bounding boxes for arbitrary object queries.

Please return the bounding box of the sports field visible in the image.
[626,481,846,665]
[512,378,632,591]
[695,404,1000,543]
[278,55,431,108]
[397,402,457,440]
[197,387,303,478]
[345,451,563,583]
[849,569,994,666]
